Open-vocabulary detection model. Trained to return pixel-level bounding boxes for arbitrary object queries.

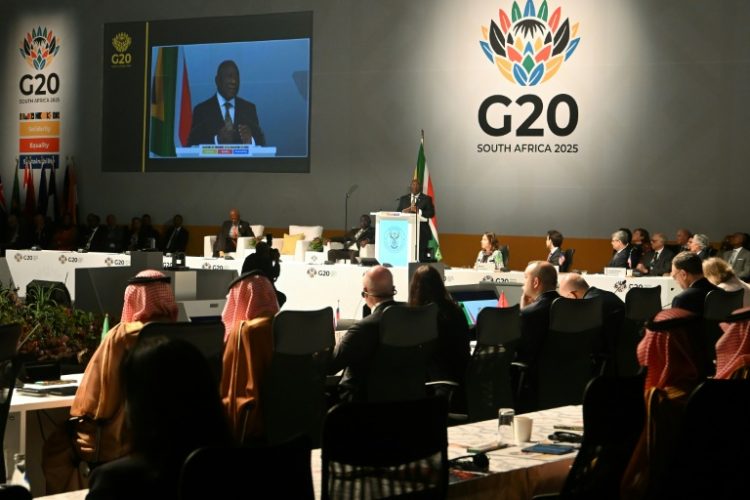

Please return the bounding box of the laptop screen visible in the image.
[449,288,499,327]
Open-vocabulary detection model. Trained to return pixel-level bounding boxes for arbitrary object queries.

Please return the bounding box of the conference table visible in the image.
[35,405,581,500]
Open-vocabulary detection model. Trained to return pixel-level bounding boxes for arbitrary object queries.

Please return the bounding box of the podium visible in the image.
[371,212,425,266]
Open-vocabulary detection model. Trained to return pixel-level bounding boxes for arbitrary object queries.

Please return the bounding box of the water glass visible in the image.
[498,408,515,445]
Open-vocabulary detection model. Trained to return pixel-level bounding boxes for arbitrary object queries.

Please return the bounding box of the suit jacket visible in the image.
[517,290,560,366]
[329,300,397,401]
[79,225,108,252]
[163,226,189,253]
[214,220,253,255]
[187,95,265,146]
[671,277,719,316]
[724,247,750,280]
[607,245,637,268]
[696,248,711,261]
[397,192,435,219]
[547,248,563,266]
[641,247,676,276]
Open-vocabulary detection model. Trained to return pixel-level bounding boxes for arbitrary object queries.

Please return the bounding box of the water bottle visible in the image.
[10,453,30,491]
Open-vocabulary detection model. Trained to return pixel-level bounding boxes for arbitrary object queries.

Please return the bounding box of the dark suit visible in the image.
[214,220,253,255]
[547,248,563,266]
[187,95,265,146]
[329,300,397,401]
[87,455,168,500]
[79,225,108,252]
[332,225,375,248]
[671,277,719,316]
[607,245,637,268]
[163,226,189,253]
[696,248,711,261]
[641,247,675,276]
[396,192,435,261]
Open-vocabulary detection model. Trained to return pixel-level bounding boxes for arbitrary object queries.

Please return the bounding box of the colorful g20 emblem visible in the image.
[480,0,580,86]
[19,26,61,70]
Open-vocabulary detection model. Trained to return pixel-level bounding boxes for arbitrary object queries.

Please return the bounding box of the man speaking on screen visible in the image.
[187,60,266,146]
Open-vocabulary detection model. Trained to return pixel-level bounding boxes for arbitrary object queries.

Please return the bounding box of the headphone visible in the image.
[360,287,396,299]
[448,453,489,472]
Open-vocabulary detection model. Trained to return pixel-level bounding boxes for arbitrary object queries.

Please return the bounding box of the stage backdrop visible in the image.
[0,0,748,245]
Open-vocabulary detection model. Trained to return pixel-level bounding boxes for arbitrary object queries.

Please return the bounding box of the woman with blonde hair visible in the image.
[702,257,750,307]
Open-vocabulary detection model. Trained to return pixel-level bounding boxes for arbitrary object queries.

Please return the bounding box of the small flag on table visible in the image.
[497,291,509,308]
[335,300,340,327]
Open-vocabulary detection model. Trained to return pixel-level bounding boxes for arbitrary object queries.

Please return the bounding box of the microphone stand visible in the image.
[344,184,358,244]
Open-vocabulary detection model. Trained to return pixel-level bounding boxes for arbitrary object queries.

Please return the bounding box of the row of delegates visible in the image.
[474,232,504,270]
[42,269,180,493]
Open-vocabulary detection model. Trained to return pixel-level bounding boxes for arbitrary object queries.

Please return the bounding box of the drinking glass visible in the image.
[498,408,515,445]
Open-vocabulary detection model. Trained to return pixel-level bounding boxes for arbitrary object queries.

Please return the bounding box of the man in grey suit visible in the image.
[723,233,750,280]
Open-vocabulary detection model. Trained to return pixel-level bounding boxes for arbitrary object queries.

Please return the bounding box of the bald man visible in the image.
[329,265,399,401]
[559,273,625,367]
[214,208,253,257]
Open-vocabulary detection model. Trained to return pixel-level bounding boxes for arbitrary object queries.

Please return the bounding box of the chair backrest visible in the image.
[475,304,521,345]
[0,485,32,500]
[203,235,216,258]
[179,435,314,500]
[263,308,335,447]
[560,248,575,272]
[466,305,521,421]
[139,321,225,384]
[0,324,22,481]
[624,285,662,322]
[322,397,448,500]
[560,371,646,499]
[365,304,438,402]
[651,379,750,499]
[536,297,603,410]
[704,288,744,321]
[499,244,510,269]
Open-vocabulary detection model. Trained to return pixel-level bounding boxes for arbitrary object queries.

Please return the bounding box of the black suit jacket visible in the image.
[607,245,636,268]
[517,290,560,366]
[163,226,189,253]
[329,300,397,401]
[187,95,265,146]
[641,247,675,276]
[397,193,435,218]
[547,248,563,266]
[80,225,108,252]
[214,219,253,255]
[671,277,719,316]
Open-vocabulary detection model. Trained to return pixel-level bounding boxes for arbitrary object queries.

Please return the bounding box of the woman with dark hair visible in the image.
[474,232,504,270]
[408,265,471,395]
[86,337,233,499]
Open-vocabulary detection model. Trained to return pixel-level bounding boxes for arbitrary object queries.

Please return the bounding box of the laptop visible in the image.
[446,285,499,327]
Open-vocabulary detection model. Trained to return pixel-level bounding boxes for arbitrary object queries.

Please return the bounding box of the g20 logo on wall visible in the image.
[110,32,133,67]
[477,1,581,143]
[479,0,579,86]
[18,26,62,97]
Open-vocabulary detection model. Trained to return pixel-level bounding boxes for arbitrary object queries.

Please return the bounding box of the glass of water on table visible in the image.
[498,408,515,446]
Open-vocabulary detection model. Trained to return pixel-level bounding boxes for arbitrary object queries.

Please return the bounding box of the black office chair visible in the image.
[523,297,602,411]
[179,435,314,500]
[322,397,448,500]
[0,324,23,482]
[499,244,510,270]
[619,286,662,376]
[138,321,225,385]
[263,308,335,448]
[463,305,520,421]
[365,304,438,402]
[0,485,32,500]
[649,379,750,500]
[703,289,744,373]
[534,370,646,500]
[559,248,575,273]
